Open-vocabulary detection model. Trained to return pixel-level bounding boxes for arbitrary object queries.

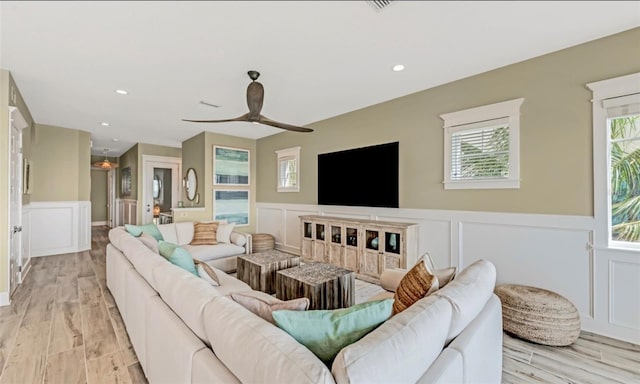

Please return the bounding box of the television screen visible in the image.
[318,141,399,208]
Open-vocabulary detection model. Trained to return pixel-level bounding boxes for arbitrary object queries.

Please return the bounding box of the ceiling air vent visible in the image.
[367,0,394,12]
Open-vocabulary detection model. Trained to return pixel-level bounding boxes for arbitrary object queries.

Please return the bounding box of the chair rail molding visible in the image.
[256,202,638,344]
[27,201,91,257]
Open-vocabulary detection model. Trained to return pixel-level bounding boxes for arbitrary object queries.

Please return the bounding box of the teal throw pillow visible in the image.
[125,223,164,241]
[157,241,198,276]
[272,299,394,364]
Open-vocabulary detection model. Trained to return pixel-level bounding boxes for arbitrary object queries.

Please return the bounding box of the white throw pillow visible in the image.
[230,232,247,247]
[216,223,235,244]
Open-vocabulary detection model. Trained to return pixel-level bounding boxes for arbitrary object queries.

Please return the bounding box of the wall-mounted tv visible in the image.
[318,141,399,208]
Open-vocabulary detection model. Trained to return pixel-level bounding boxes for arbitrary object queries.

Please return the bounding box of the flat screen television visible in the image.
[318,141,399,208]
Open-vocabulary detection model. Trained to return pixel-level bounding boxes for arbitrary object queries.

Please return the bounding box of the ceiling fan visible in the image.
[182,71,313,133]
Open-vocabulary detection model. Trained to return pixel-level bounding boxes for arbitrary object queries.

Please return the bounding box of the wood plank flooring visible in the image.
[0,225,637,383]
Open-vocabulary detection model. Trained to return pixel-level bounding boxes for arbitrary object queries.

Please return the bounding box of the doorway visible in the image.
[9,107,28,298]
[142,155,181,225]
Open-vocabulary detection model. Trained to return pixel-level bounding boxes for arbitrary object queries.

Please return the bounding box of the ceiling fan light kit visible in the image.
[183,71,313,133]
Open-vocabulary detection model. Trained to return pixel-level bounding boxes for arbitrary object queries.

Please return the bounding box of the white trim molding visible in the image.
[441,98,524,190]
[0,292,9,306]
[256,202,638,344]
[586,72,640,344]
[28,201,91,257]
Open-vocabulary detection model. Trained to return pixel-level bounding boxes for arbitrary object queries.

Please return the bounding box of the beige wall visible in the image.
[256,28,640,216]
[1,71,35,295]
[90,170,108,222]
[30,124,91,202]
[181,132,205,208]
[117,144,138,199]
[175,132,256,233]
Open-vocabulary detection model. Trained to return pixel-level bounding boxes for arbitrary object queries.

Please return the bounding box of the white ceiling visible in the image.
[1,1,639,156]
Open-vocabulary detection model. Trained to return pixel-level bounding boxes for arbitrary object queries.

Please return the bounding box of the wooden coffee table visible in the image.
[276,263,355,310]
[237,250,300,294]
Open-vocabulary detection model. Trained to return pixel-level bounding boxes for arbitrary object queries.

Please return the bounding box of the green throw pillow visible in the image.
[157,241,198,276]
[125,223,164,241]
[272,299,394,364]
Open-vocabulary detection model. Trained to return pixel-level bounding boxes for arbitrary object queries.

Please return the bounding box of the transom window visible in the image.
[441,98,523,190]
[276,146,300,192]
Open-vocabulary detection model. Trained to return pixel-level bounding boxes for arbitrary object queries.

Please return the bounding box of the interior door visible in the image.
[143,158,181,224]
[9,108,25,296]
[107,169,115,227]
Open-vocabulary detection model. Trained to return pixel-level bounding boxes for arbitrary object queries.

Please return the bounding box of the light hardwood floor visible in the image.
[0,226,637,384]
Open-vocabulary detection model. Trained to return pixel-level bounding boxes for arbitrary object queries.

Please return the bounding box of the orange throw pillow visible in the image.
[392,260,438,315]
[191,222,219,245]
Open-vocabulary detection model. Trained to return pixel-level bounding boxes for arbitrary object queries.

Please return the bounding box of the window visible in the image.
[276,146,300,192]
[588,72,640,250]
[441,98,524,190]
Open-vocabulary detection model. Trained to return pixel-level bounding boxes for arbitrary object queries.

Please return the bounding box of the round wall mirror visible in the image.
[185,168,198,201]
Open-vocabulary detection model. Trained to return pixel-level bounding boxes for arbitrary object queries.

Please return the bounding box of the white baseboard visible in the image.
[256,202,640,344]
[0,291,9,307]
[92,221,108,226]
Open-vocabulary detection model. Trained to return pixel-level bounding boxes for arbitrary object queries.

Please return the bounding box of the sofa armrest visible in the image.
[230,231,252,254]
[380,268,407,292]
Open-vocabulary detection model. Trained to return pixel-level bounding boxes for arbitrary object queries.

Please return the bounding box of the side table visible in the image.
[276,263,355,310]
[237,250,300,294]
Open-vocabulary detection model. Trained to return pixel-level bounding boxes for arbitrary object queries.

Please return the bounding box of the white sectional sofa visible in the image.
[156,221,251,272]
[106,226,503,384]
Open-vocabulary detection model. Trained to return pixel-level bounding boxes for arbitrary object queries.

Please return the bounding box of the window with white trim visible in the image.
[276,146,300,192]
[440,98,524,190]
[588,72,640,250]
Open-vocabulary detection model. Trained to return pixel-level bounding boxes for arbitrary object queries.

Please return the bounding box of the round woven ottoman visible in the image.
[494,284,580,346]
[252,233,275,253]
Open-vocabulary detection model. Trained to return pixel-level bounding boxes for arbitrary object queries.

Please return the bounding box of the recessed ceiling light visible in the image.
[252,122,259,125]
[100,122,110,126]
[112,138,119,142]
[115,89,128,95]
[392,64,405,72]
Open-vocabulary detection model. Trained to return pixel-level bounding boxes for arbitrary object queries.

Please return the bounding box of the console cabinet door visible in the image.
[301,220,314,261]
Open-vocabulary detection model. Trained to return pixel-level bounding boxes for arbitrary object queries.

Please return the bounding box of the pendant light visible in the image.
[93,149,119,169]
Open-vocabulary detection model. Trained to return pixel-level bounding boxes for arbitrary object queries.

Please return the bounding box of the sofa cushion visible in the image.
[203,296,336,384]
[175,222,196,245]
[331,295,452,384]
[230,232,247,247]
[191,222,219,245]
[125,223,164,241]
[435,267,456,288]
[158,241,198,276]
[184,243,246,262]
[217,222,235,243]
[138,232,159,253]
[195,259,220,286]
[392,259,439,314]
[230,292,309,324]
[273,299,394,365]
[152,262,220,343]
[433,259,496,342]
[157,223,178,244]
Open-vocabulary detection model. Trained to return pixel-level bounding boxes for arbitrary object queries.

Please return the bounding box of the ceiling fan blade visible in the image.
[258,115,314,132]
[182,113,249,123]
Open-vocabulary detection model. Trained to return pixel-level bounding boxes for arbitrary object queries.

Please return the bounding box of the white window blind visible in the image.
[441,98,522,190]
[279,156,297,187]
[450,118,510,181]
[276,146,301,192]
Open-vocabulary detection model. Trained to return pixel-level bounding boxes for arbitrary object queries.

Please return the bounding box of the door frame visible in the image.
[107,169,116,228]
[141,155,182,224]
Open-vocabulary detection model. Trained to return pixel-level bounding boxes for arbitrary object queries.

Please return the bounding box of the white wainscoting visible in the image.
[27,201,91,257]
[256,202,640,344]
[21,206,32,282]
[116,199,138,226]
